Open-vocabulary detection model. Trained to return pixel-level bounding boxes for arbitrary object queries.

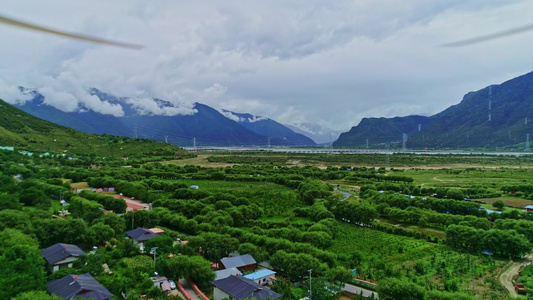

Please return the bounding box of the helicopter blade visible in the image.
[442,23,533,47]
[0,14,144,50]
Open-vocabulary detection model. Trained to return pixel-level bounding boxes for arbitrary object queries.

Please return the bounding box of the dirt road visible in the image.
[499,254,533,297]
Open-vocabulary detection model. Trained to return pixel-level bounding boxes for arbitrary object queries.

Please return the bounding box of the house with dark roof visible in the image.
[215,267,243,280]
[125,227,161,252]
[41,243,85,272]
[47,273,114,300]
[220,254,256,272]
[211,275,281,300]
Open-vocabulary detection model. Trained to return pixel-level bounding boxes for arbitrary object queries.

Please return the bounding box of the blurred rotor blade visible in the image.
[0,14,144,50]
[442,23,533,47]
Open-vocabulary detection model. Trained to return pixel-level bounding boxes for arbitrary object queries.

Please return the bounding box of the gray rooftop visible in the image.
[215,267,242,280]
[211,275,281,300]
[220,254,256,269]
[125,227,158,242]
[41,243,85,265]
[47,273,114,300]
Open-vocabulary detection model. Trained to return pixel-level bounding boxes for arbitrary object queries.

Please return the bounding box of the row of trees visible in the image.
[446,225,531,257]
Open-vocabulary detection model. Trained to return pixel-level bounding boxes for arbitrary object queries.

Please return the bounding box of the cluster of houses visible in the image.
[40,227,282,300]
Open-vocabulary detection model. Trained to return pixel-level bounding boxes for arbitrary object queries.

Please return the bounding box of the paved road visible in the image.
[343,283,378,299]
[499,253,533,297]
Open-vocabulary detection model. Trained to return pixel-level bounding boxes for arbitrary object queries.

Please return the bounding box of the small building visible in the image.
[215,267,243,280]
[152,276,172,291]
[125,227,161,252]
[220,254,256,272]
[244,269,277,286]
[211,275,281,300]
[47,273,114,300]
[41,243,85,272]
[525,205,533,212]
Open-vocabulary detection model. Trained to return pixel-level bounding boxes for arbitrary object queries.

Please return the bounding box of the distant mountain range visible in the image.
[334,71,533,149]
[13,89,316,147]
[285,123,342,145]
[0,98,183,156]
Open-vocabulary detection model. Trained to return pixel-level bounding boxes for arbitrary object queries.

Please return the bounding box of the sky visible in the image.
[1,0,533,133]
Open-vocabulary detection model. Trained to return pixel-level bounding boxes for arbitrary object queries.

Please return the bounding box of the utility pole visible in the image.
[152,247,158,275]
[308,269,312,300]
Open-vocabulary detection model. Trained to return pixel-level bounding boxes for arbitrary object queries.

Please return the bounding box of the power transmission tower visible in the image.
[268,137,271,148]
[164,135,169,144]
[193,137,196,150]
[488,86,492,122]
[133,124,138,139]
[402,133,407,152]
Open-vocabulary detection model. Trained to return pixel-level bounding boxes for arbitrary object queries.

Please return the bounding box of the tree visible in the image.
[144,235,175,255]
[377,278,425,300]
[83,222,115,246]
[12,291,61,300]
[93,213,126,235]
[0,209,33,234]
[493,200,505,210]
[0,229,47,299]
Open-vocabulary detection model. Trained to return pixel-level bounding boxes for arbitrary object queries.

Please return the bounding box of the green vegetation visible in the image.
[5,136,533,298]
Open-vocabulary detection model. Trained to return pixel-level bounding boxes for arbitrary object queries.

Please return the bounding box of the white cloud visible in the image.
[0,79,33,105]
[124,97,197,116]
[0,0,532,131]
[219,110,241,122]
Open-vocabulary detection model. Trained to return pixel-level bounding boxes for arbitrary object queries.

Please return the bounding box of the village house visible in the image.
[41,243,85,272]
[151,276,172,292]
[219,254,256,272]
[125,227,164,252]
[211,275,281,300]
[47,273,114,300]
[215,267,243,280]
[244,269,277,286]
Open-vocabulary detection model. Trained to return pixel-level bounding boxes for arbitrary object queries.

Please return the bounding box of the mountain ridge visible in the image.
[334,71,533,149]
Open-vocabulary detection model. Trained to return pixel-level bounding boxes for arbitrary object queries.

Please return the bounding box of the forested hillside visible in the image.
[0,98,185,158]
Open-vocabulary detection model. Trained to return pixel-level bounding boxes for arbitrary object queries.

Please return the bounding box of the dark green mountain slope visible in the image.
[334,115,433,148]
[408,71,533,148]
[0,98,184,156]
[334,71,533,149]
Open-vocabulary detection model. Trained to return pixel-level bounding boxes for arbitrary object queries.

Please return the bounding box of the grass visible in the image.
[376,218,447,239]
[479,197,533,209]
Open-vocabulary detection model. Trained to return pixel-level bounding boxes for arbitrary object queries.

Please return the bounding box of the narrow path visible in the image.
[499,253,533,297]
[334,187,351,201]
[343,283,378,299]
[179,278,201,300]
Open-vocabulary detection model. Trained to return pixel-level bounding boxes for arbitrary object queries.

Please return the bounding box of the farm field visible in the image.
[4,149,533,299]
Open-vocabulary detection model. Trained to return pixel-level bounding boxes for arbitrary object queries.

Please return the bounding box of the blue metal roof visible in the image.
[244,269,276,280]
[525,205,533,209]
